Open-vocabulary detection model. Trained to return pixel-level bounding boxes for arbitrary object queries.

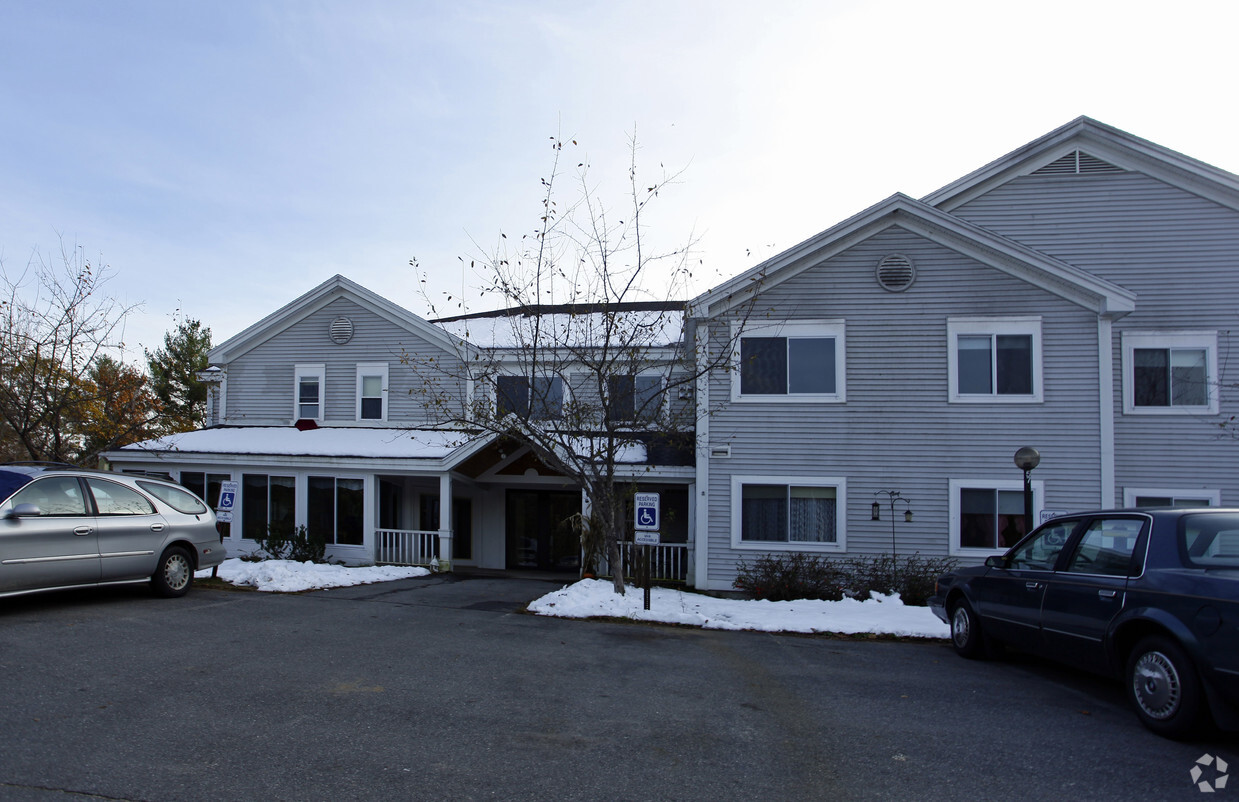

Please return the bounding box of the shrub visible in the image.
[253,524,327,564]
[733,552,849,602]
[734,552,957,606]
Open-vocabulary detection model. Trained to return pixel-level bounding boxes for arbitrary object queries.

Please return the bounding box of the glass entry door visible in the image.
[505,489,580,572]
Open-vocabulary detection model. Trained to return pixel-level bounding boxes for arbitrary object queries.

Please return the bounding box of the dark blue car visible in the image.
[929,508,1239,739]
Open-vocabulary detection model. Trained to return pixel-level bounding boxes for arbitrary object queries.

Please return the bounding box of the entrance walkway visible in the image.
[307,570,569,613]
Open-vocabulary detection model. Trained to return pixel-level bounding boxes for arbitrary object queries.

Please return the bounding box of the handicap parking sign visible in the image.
[634,492,659,531]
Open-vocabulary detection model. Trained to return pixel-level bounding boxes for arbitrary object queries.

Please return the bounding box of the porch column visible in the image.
[438,473,453,571]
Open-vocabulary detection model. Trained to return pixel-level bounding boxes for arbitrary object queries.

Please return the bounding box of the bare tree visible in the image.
[0,240,142,463]
[405,135,759,593]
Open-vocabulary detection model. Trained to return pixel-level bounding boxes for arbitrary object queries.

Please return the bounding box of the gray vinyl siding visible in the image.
[953,171,1239,505]
[222,297,468,425]
[703,226,1105,587]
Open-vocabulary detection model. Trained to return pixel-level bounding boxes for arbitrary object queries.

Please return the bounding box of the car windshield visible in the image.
[1180,513,1239,569]
[0,470,34,504]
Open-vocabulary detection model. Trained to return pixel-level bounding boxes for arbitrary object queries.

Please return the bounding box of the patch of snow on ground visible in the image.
[527,579,949,638]
[196,558,430,593]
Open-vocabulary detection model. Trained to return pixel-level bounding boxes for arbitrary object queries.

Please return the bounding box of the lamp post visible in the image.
[1014,446,1040,536]
[872,490,912,565]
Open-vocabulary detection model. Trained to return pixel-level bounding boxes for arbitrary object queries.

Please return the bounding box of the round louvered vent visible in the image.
[876,254,915,292]
[329,317,354,344]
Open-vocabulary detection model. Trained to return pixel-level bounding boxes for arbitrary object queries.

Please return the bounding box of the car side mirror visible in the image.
[984,555,1007,569]
[4,503,41,519]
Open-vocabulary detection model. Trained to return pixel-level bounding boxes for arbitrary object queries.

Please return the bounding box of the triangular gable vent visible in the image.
[1031,150,1125,176]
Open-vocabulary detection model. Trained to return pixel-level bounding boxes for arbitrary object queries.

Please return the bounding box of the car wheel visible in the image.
[152,546,194,598]
[949,600,988,659]
[1126,636,1205,739]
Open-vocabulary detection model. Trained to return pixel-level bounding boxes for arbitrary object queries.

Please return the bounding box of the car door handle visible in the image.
[1098,589,1117,599]
[1025,582,1041,590]
[149,523,164,532]
[74,526,92,536]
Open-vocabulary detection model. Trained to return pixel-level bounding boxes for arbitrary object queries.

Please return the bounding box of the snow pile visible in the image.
[527,579,949,638]
[197,558,430,592]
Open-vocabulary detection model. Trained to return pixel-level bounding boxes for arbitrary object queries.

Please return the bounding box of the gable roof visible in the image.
[922,116,1239,213]
[209,274,469,363]
[688,193,1136,321]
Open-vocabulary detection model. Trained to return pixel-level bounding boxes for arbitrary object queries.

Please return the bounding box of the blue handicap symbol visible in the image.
[638,507,656,526]
[220,491,235,508]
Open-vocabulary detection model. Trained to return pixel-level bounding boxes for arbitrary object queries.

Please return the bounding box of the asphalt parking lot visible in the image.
[0,574,1234,801]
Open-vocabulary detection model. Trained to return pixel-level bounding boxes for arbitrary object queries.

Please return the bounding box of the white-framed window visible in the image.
[496,375,564,420]
[1121,331,1218,415]
[1123,487,1219,508]
[294,364,325,422]
[949,478,1044,556]
[947,317,1042,403]
[733,320,846,402]
[356,363,389,421]
[607,374,664,423]
[241,473,296,540]
[730,475,846,552]
[308,475,365,546]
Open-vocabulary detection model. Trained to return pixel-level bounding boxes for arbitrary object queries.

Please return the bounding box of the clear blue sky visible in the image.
[3,0,1237,359]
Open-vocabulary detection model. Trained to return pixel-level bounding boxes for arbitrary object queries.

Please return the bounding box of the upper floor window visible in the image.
[734,321,845,402]
[1123,487,1219,508]
[607,375,663,423]
[948,317,1042,403]
[1122,331,1218,415]
[356,363,389,421]
[497,375,563,420]
[294,364,325,421]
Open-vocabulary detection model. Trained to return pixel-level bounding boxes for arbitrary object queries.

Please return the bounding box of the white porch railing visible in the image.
[600,542,689,583]
[375,529,439,567]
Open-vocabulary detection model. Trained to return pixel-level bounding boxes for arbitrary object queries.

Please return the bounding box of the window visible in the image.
[138,481,209,515]
[294,364,325,421]
[86,478,156,515]
[1123,487,1219,508]
[947,317,1041,402]
[179,472,233,511]
[1122,332,1217,414]
[731,476,846,551]
[242,474,295,539]
[1006,518,1077,571]
[356,363,389,421]
[308,476,364,546]
[950,479,1043,555]
[607,375,663,422]
[1181,513,1239,569]
[1064,517,1144,576]
[734,321,845,401]
[497,375,563,420]
[8,476,88,516]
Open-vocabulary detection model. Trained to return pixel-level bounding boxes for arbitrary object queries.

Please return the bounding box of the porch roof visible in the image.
[108,426,479,461]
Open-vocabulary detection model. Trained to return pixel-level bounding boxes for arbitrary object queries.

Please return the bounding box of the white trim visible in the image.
[1120,330,1219,415]
[729,475,847,552]
[356,362,390,422]
[949,478,1044,557]
[947,316,1042,403]
[293,364,325,423]
[1098,317,1115,507]
[730,319,846,403]
[1122,487,1221,507]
